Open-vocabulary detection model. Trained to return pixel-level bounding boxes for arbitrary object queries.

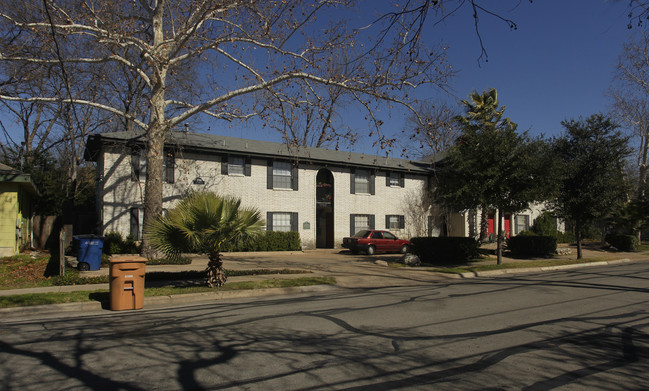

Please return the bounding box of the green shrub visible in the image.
[531,212,558,236]
[555,231,575,244]
[410,237,479,265]
[221,231,301,252]
[102,231,141,254]
[103,231,123,255]
[605,234,638,252]
[515,230,537,237]
[507,235,557,258]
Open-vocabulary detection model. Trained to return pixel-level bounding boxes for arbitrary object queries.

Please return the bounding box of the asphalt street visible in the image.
[1,262,649,390]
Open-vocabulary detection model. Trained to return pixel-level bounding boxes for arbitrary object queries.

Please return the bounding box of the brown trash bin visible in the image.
[109,256,146,311]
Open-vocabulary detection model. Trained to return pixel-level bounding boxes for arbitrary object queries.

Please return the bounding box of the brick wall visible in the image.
[99,146,430,249]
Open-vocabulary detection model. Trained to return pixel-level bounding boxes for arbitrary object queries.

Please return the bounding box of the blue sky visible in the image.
[230,0,638,155]
[1,1,639,158]
[431,0,633,139]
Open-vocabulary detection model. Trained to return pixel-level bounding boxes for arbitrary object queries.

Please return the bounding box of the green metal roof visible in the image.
[86,131,444,173]
[0,163,40,196]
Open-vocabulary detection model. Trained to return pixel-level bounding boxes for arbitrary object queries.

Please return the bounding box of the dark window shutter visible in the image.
[267,212,273,231]
[350,214,355,236]
[131,151,139,181]
[291,164,298,191]
[221,155,228,175]
[267,160,273,189]
[385,215,390,229]
[369,214,375,230]
[244,157,251,176]
[428,216,433,236]
[165,153,175,184]
[350,168,356,194]
[399,215,405,229]
[386,171,390,186]
[130,208,139,240]
[399,173,405,187]
[291,212,298,232]
[369,171,375,195]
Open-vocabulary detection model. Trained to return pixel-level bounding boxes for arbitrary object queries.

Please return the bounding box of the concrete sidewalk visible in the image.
[1,245,648,317]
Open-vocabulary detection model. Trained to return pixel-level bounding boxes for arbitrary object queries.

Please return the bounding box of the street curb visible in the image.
[0,284,341,317]
[457,258,632,278]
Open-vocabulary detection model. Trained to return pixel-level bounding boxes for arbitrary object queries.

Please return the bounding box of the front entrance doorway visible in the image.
[316,169,334,248]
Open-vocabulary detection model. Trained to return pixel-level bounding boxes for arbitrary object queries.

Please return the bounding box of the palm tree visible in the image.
[145,191,264,287]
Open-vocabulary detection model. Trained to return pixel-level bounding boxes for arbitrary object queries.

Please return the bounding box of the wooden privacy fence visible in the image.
[33,213,97,251]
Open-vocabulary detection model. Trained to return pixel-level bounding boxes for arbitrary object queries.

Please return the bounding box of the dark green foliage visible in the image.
[553,114,632,257]
[1,151,95,215]
[145,257,192,265]
[103,231,140,254]
[555,231,576,244]
[52,273,109,286]
[531,212,558,236]
[221,231,301,252]
[410,237,479,265]
[605,234,638,252]
[515,230,537,237]
[434,88,558,264]
[507,236,557,258]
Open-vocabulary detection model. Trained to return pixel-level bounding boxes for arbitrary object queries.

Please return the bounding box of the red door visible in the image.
[504,214,511,238]
[487,213,495,235]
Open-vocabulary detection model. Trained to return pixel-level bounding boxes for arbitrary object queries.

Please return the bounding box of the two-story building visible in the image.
[85,130,551,249]
[85,130,444,249]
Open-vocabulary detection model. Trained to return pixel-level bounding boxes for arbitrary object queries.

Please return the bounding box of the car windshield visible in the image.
[352,230,371,238]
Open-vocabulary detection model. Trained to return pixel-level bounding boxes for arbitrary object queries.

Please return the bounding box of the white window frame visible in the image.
[273,161,293,189]
[272,212,292,232]
[354,214,370,233]
[389,172,400,187]
[355,169,370,194]
[515,214,530,234]
[228,156,245,176]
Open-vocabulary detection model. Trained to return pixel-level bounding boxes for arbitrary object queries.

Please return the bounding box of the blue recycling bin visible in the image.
[75,235,104,271]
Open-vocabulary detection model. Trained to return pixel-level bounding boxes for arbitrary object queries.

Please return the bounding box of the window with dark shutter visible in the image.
[244,157,251,176]
[267,212,297,231]
[164,152,175,183]
[351,214,374,235]
[130,208,139,240]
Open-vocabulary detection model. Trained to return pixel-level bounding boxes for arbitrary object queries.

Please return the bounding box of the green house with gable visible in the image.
[0,163,39,256]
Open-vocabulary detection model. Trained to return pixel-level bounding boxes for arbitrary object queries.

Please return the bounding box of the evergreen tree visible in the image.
[553,114,632,258]
[435,88,556,263]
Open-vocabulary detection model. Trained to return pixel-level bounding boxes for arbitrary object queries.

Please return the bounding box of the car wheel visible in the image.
[400,244,409,254]
[366,245,376,255]
[77,262,90,271]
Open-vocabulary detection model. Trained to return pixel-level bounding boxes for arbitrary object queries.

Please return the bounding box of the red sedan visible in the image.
[342,230,410,255]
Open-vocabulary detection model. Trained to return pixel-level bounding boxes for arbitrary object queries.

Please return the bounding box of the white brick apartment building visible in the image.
[85,130,444,249]
[85,131,551,249]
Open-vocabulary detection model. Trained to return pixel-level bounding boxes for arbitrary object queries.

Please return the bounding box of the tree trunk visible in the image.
[206,252,227,288]
[140,3,168,259]
[576,225,583,260]
[141,122,165,259]
[496,208,503,265]
[479,207,488,243]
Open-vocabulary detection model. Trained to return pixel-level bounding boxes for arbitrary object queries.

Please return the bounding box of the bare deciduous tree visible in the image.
[611,31,649,199]
[0,1,458,256]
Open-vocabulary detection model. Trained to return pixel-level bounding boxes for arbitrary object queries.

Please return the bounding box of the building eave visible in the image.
[85,131,442,174]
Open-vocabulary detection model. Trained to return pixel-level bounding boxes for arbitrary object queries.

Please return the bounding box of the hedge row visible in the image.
[507,235,557,258]
[605,234,638,252]
[103,232,140,255]
[410,237,480,265]
[220,231,301,252]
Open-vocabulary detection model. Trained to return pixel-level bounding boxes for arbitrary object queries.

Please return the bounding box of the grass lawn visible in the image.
[429,257,623,274]
[0,277,336,308]
[0,254,311,290]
